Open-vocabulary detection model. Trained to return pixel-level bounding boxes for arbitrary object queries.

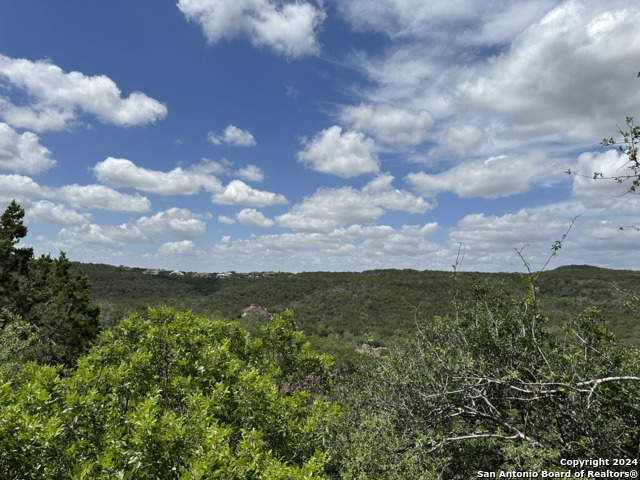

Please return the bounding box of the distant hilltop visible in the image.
[552,264,603,271]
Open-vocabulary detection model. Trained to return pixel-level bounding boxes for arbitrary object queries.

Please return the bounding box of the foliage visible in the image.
[0,311,46,382]
[329,287,640,479]
[0,307,338,479]
[0,200,32,303]
[79,263,640,362]
[0,202,100,368]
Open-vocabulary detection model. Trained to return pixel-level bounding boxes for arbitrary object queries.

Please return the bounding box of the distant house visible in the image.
[169,270,184,276]
[192,272,211,278]
[217,272,233,279]
[241,305,272,319]
[142,268,160,275]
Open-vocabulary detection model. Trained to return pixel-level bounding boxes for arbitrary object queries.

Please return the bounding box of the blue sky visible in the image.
[1,0,640,273]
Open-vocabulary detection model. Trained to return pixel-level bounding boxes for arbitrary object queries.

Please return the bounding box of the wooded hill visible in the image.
[77,262,640,360]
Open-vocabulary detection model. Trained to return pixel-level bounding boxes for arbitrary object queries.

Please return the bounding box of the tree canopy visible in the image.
[328,287,640,478]
[0,307,337,479]
[0,201,100,370]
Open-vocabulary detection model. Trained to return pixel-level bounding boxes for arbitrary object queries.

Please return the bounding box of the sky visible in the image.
[1,0,640,273]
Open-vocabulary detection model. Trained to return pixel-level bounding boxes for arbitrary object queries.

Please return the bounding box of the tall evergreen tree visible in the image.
[0,202,100,367]
[0,200,32,307]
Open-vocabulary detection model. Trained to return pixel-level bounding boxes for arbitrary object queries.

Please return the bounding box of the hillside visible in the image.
[75,263,640,359]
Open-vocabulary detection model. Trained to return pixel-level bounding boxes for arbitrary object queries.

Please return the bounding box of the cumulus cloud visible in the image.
[457,1,640,141]
[297,126,379,178]
[136,208,209,239]
[276,173,432,233]
[0,55,167,131]
[58,223,151,248]
[336,0,640,160]
[27,201,91,226]
[54,207,209,249]
[236,208,275,228]
[218,215,236,224]
[448,210,569,271]
[406,152,554,199]
[208,222,444,271]
[0,174,53,203]
[235,164,264,182]
[177,0,326,57]
[207,125,257,146]
[430,124,485,157]
[157,240,204,257]
[211,179,287,207]
[451,210,563,250]
[277,187,384,233]
[339,103,433,145]
[57,184,151,213]
[93,157,223,195]
[0,123,56,174]
[570,149,640,212]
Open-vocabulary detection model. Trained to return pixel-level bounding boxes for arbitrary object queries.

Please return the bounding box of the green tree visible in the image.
[330,287,640,479]
[0,202,100,367]
[0,307,337,479]
[0,200,32,304]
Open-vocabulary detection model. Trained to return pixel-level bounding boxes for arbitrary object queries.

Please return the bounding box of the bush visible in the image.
[0,307,338,479]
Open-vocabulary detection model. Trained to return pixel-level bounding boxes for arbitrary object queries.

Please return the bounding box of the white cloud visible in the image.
[27,201,91,226]
[362,172,435,212]
[52,208,208,249]
[451,210,562,250]
[157,240,204,256]
[277,187,384,233]
[237,208,275,228]
[447,210,569,271]
[338,0,555,44]
[207,222,444,271]
[457,1,640,141]
[342,223,440,256]
[297,126,379,178]
[58,223,151,248]
[337,0,640,161]
[0,123,56,174]
[57,184,151,213]
[406,152,554,199]
[211,179,287,207]
[177,0,326,57]
[218,215,236,224]
[430,124,485,157]
[276,174,432,233]
[0,174,53,203]
[93,157,223,195]
[136,208,209,239]
[570,149,640,212]
[235,164,264,182]
[0,55,167,131]
[207,125,257,146]
[339,103,433,145]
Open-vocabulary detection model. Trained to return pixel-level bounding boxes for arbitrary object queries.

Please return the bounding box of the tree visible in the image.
[0,202,100,368]
[329,287,640,479]
[0,307,337,479]
[0,200,32,303]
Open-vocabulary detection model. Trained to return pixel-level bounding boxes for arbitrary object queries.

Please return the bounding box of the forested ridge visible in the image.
[78,262,640,359]
[2,200,640,478]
